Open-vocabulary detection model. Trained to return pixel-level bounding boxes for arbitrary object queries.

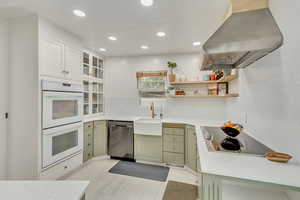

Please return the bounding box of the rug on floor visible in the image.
[108,160,170,182]
[163,181,198,200]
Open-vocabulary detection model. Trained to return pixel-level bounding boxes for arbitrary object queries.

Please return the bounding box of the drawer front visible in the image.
[164,128,185,136]
[163,135,184,153]
[173,135,184,153]
[83,150,93,162]
[84,140,93,152]
[84,132,93,143]
[94,120,106,127]
[40,153,82,180]
[84,122,93,131]
[163,152,184,166]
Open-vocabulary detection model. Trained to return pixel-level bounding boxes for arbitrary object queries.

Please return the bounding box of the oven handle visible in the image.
[44,94,83,98]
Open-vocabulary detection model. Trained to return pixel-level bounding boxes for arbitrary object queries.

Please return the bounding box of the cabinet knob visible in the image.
[64,166,68,169]
[88,143,91,146]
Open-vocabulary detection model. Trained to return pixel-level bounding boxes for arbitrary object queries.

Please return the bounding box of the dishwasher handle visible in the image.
[109,121,133,129]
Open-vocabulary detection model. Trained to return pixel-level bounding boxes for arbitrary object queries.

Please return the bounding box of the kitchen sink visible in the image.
[134,118,162,136]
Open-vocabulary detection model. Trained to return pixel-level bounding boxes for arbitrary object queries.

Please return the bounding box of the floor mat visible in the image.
[109,161,169,182]
[163,181,198,200]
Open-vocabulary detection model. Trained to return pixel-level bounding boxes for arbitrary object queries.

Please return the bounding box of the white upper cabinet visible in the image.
[64,46,82,81]
[40,40,65,79]
[40,40,82,82]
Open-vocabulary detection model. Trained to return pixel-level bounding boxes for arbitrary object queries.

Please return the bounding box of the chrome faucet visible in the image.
[150,102,156,119]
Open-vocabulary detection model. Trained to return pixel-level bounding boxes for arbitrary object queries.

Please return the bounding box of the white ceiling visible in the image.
[0,0,230,57]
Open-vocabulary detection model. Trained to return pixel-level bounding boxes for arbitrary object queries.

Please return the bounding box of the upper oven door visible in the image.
[43,91,83,129]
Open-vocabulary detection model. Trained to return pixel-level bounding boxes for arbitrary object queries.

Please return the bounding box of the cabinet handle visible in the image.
[62,70,70,74]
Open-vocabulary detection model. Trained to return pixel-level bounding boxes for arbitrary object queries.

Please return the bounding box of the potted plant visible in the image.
[168,61,177,82]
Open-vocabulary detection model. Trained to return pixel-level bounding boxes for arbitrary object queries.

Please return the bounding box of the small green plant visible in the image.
[167,61,177,74]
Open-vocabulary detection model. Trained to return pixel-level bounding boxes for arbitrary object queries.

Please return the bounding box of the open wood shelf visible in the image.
[170,75,238,85]
[169,93,239,98]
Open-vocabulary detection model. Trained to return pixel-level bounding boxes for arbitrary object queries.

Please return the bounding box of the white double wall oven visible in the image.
[42,80,83,168]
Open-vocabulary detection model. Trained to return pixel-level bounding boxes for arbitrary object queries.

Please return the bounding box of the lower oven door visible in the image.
[43,91,83,129]
[42,122,83,168]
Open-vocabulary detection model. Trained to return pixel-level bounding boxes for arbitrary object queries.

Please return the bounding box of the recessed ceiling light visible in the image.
[156,32,166,37]
[193,41,201,46]
[108,36,117,41]
[141,45,149,50]
[99,48,107,52]
[141,0,154,7]
[73,9,86,17]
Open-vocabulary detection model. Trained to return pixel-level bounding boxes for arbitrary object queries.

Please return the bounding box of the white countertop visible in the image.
[0,181,89,200]
[195,124,300,190]
[84,115,300,190]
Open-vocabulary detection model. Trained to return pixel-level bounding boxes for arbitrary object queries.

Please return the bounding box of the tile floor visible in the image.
[65,158,198,200]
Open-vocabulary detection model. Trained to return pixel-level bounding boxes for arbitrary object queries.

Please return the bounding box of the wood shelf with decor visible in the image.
[169,74,239,98]
[169,75,238,85]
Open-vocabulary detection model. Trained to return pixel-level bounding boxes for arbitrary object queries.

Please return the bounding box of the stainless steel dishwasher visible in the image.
[108,121,135,161]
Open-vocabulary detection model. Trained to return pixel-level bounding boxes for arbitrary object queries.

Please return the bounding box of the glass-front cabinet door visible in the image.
[83,81,89,115]
[82,51,104,116]
[92,82,103,114]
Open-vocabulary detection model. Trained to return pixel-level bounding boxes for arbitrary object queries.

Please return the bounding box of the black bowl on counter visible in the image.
[221,126,240,137]
[221,137,241,151]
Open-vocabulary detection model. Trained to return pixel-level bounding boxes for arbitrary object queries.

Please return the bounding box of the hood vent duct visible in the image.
[201,0,283,70]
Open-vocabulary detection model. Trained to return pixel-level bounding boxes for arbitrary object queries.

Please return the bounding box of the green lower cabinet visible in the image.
[185,125,197,172]
[134,135,163,163]
[93,121,107,157]
[83,120,108,163]
[163,152,185,166]
[83,122,94,162]
[163,124,185,166]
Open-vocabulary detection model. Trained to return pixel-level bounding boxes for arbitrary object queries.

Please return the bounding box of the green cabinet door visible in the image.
[134,135,163,163]
[185,125,197,171]
[93,120,107,157]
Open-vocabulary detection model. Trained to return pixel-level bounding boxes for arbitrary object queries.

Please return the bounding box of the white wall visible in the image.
[0,19,8,179]
[105,54,227,120]
[7,15,39,179]
[225,1,300,198]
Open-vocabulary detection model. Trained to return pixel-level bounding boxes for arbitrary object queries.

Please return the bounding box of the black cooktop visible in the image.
[201,126,274,156]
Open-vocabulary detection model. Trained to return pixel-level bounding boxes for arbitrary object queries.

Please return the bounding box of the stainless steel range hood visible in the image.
[201,0,283,70]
